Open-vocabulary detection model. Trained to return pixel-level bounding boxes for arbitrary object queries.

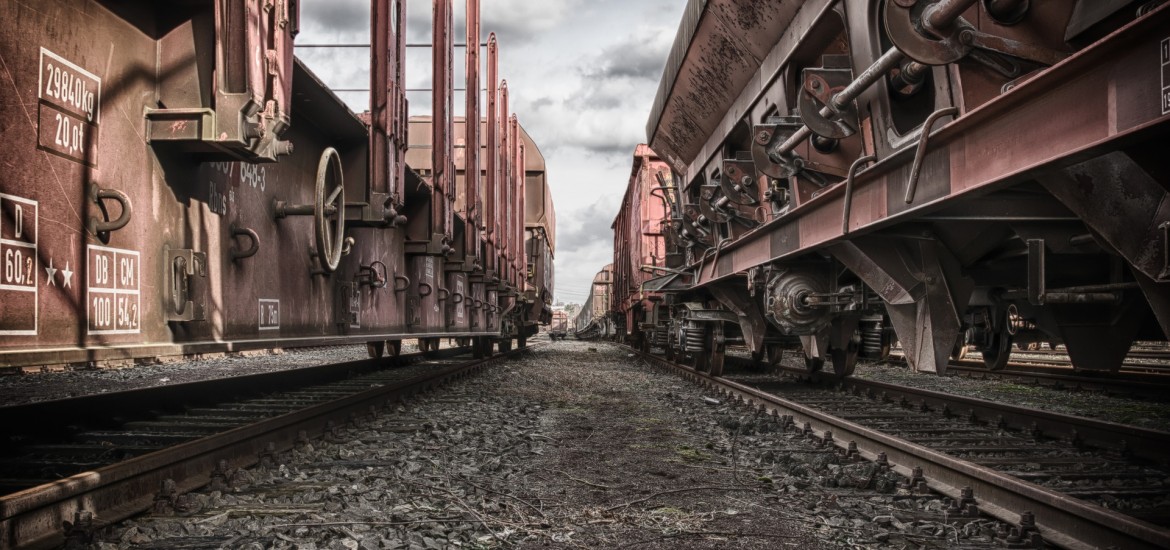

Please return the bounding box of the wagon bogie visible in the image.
[638,0,1170,376]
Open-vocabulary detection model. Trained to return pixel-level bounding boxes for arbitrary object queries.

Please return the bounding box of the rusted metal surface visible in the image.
[498,80,511,285]
[639,0,1170,374]
[431,0,454,247]
[611,145,674,339]
[647,0,804,173]
[572,265,615,338]
[0,0,551,367]
[683,6,1169,278]
[463,0,482,269]
[406,114,551,336]
[484,34,500,276]
[369,0,408,213]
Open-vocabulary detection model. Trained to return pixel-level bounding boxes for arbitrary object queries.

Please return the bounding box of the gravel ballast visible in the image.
[0,341,451,407]
[93,340,1011,549]
[851,359,1170,432]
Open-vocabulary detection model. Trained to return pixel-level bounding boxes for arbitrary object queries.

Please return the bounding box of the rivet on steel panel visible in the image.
[903,106,958,204]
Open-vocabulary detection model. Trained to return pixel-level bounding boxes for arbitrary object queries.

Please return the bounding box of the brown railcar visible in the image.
[0,0,553,368]
[637,0,1170,377]
[610,145,678,351]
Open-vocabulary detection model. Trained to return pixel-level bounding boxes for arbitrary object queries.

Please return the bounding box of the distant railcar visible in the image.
[571,265,614,340]
[0,0,552,367]
[631,0,1170,376]
[610,145,679,352]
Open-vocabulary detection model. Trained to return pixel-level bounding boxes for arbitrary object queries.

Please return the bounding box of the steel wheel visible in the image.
[982,330,1012,371]
[805,356,825,373]
[830,333,860,377]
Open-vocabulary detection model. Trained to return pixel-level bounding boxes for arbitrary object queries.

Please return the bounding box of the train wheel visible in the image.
[952,337,968,361]
[366,341,385,359]
[519,335,527,349]
[804,356,825,373]
[830,334,860,377]
[692,347,711,372]
[748,350,766,371]
[707,323,726,376]
[498,339,512,353]
[767,344,785,369]
[982,330,1012,371]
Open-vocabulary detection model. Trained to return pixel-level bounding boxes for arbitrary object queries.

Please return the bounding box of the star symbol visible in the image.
[45,259,57,286]
[61,261,74,289]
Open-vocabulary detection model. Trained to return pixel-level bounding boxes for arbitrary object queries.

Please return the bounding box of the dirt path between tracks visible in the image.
[102,340,1002,549]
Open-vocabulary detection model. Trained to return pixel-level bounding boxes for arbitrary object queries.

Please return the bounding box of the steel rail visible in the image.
[0,348,464,439]
[0,346,531,549]
[945,361,1170,400]
[773,353,1170,458]
[632,347,1170,550]
[807,374,1170,463]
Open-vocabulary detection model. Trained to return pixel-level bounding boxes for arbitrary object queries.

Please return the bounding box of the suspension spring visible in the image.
[683,323,706,353]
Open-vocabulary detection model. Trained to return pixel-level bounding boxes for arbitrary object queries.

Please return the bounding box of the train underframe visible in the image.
[631,1,1170,377]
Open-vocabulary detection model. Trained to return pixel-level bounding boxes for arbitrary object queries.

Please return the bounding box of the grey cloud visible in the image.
[527,97,555,111]
[582,32,672,81]
[566,86,624,110]
[404,0,585,46]
[558,199,620,253]
[300,0,368,37]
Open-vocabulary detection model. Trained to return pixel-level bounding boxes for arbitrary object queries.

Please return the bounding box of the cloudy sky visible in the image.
[296,0,687,306]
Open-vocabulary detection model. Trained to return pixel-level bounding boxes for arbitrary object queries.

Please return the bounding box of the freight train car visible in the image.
[572,265,614,340]
[0,0,551,367]
[406,116,555,350]
[547,309,568,340]
[640,0,1170,376]
[610,145,680,352]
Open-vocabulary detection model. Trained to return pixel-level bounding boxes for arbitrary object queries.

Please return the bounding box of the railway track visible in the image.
[0,345,527,549]
[945,359,1170,400]
[633,347,1170,549]
[873,348,1170,400]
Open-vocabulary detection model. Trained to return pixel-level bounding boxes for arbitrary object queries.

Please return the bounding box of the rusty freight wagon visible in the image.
[610,145,679,352]
[572,264,614,340]
[0,0,553,368]
[638,0,1170,377]
[406,115,555,348]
